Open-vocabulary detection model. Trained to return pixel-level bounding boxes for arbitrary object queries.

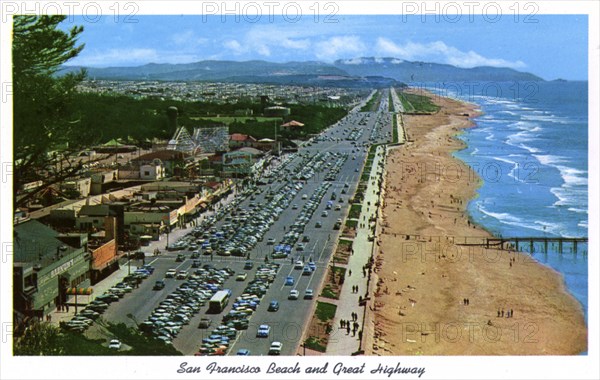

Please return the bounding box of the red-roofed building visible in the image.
[229,133,257,149]
[280,120,305,131]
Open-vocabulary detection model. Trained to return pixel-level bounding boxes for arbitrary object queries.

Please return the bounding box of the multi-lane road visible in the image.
[101,89,394,355]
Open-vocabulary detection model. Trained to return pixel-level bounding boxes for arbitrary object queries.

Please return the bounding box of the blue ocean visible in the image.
[425,81,588,321]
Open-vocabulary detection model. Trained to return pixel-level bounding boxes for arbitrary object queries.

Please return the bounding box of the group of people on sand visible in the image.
[497,309,514,318]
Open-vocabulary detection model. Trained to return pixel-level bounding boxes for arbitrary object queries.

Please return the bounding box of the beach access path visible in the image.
[326,145,386,355]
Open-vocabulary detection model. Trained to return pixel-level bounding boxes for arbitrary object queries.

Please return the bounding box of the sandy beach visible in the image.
[367,90,587,355]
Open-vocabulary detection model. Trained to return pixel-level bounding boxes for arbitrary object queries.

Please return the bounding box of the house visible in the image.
[131,150,189,177]
[280,120,305,131]
[229,133,257,149]
[140,161,165,180]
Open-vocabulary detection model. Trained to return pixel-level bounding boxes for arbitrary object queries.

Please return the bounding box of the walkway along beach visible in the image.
[365,90,587,355]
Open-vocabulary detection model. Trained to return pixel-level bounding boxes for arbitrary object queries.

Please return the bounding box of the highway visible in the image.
[100,88,393,356]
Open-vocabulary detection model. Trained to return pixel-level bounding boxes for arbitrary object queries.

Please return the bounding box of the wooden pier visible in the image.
[458,236,588,254]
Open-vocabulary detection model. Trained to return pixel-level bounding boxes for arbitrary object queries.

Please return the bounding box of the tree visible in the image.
[13,321,64,355]
[13,16,92,208]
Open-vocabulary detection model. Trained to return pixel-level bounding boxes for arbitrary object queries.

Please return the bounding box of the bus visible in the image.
[208,290,231,313]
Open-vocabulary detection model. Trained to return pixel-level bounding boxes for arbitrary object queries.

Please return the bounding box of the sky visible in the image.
[59,15,588,80]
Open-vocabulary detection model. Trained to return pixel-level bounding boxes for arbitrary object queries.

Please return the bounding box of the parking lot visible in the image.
[67,91,393,355]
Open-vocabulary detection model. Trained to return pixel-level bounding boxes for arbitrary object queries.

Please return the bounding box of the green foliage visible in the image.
[304,336,327,352]
[13,321,65,355]
[105,322,182,356]
[321,284,337,299]
[348,204,362,219]
[13,16,87,207]
[315,302,337,322]
[13,321,182,356]
[401,92,440,114]
[360,90,383,112]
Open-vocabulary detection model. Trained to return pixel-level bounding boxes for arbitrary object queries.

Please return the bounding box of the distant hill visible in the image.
[334,57,543,82]
[59,57,544,85]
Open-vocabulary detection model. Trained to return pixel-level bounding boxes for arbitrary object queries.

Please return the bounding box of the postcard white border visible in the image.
[1,1,598,379]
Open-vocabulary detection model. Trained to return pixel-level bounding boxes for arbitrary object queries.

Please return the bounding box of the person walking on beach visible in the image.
[346,325,351,335]
[340,319,344,329]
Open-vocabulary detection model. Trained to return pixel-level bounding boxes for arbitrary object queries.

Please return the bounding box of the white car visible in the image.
[294,260,304,270]
[108,339,121,350]
[165,269,177,278]
[257,324,271,338]
[236,273,248,281]
[268,341,282,355]
[288,290,299,300]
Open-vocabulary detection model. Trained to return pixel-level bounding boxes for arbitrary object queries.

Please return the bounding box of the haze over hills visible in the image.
[59,57,544,86]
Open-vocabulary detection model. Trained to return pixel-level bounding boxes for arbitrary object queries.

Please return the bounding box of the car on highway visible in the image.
[304,289,314,299]
[268,300,280,312]
[176,270,188,280]
[288,290,299,300]
[268,341,282,355]
[285,276,294,286]
[175,254,185,262]
[294,260,304,269]
[256,324,271,338]
[165,269,177,278]
[302,266,312,276]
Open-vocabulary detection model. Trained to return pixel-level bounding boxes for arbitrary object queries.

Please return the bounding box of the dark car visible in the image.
[153,280,165,290]
[244,261,254,270]
[267,300,279,312]
[198,318,212,329]
[175,254,185,262]
[96,293,119,303]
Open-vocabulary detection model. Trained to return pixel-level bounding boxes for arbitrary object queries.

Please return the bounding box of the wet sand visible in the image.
[367,90,587,355]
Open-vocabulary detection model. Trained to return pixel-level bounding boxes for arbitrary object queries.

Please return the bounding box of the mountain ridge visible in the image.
[59,57,544,85]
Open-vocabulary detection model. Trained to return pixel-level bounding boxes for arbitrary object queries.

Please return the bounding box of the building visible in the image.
[140,161,165,180]
[13,220,89,319]
[229,133,257,149]
[280,120,305,131]
[131,150,189,177]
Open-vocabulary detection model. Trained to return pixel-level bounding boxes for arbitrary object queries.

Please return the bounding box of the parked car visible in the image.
[108,339,121,350]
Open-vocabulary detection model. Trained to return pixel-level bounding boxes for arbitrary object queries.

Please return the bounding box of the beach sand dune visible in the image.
[367,91,587,355]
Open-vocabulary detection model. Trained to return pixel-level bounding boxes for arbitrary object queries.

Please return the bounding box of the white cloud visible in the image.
[314,36,366,61]
[223,40,244,55]
[375,38,526,69]
[171,30,208,47]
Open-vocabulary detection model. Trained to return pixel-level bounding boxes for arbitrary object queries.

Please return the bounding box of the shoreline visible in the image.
[367,90,587,355]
